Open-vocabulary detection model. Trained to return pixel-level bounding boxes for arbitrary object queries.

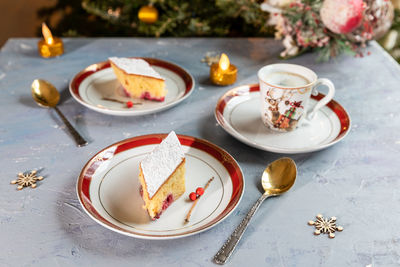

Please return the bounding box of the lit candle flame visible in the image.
[42,23,54,45]
[219,53,230,71]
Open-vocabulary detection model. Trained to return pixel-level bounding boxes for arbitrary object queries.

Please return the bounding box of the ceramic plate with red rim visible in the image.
[77,134,244,239]
[215,84,351,154]
[69,58,194,116]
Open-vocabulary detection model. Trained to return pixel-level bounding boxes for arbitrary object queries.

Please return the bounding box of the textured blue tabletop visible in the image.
[1,38,400,267]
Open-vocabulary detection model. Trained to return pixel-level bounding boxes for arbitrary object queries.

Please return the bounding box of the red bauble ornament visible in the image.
[347,0,394,42]
[320,0,364,34]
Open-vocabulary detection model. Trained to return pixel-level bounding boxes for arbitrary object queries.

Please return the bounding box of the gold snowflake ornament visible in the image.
[11,170,43,190]
[308,214,343,238]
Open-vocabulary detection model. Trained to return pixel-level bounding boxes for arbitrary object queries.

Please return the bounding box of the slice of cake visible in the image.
[109,57,166,101]
[139,131,186,220]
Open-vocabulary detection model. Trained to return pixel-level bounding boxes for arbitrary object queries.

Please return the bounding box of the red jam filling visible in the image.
[122,87,165,102]
[153,194,174,220]
[139,185,143,197]
[141,92,165,102]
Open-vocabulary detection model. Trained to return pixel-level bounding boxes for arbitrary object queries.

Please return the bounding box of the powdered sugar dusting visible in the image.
[140,131,184,198]
[109,57,164,80]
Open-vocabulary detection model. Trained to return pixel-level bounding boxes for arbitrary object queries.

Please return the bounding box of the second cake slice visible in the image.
[109,57,166,101]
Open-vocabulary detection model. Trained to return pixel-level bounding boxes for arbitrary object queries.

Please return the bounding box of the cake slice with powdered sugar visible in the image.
[109,57,166,101]
[138,131,186,220]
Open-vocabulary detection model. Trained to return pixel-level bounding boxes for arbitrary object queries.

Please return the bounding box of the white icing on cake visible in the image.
[109,57,164,80]
[140,131,185,198]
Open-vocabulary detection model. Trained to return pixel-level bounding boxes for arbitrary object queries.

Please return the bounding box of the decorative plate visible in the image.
[77,134,244,239]
[215,84,351,154]
[69,58,194,116]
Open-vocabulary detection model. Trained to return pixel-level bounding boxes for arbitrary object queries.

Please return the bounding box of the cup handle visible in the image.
[306,78,335,120]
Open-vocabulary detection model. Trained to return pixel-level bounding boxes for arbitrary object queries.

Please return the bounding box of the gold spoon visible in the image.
[31,79,88,147]
[214,157,297,265]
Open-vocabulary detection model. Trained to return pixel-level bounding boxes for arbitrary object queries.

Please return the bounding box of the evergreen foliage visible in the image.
[38,0,273,37]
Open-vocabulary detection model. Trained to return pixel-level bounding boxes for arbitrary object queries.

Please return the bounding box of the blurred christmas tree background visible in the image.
[37,0,272,37]
[37,0,400,62]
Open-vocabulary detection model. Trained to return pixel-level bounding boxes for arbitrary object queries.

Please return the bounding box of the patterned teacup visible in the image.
[258,63,335,132]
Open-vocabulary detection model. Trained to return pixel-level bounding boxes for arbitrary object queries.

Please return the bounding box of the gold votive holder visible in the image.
[38,37,64,58]
[210,63,237,86]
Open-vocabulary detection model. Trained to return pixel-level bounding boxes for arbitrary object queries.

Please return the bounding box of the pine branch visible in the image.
[81,0,125,25]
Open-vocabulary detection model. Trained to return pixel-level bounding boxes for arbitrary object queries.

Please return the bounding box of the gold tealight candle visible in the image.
[210,53,237,86]
[38,23,64,58]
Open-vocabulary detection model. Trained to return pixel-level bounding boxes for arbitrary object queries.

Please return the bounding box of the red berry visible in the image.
[196,187,204,196]
[126,101,133,108]
[189,192,197,201]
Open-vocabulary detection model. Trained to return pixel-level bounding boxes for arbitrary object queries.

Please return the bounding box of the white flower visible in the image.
[281,35,299,57]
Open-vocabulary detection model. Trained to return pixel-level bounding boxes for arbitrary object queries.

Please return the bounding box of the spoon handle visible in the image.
[214,193,269,265]
[53,106,88,147]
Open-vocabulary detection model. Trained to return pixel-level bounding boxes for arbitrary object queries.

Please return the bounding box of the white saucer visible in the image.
[70,58,194,116]
[77,134,244,239]
[215,84,351,154]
